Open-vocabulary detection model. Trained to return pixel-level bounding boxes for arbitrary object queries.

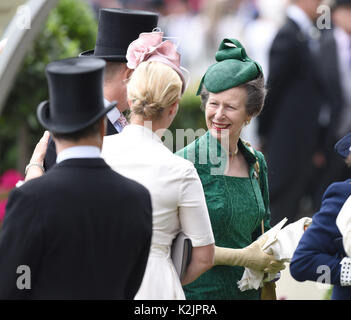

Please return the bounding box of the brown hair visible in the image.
[200,74,266,117]
[104,61,125,83]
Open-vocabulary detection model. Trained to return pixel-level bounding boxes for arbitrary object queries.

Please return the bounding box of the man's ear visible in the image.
[122,66,134,82]
[127,99,133,108]
[100,117,107,138]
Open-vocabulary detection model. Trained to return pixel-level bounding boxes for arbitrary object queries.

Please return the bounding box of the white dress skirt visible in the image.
[134,245,185,300]
[102,125,215,300]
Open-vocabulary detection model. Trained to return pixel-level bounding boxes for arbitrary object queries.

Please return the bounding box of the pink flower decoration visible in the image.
[0,169,24,191]
[0,200,7,220]
[126,31,187,93]
[126,32,163,69]
[0,169,23,221]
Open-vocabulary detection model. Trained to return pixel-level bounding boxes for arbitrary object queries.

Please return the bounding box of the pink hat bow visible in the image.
[126,31,188,93]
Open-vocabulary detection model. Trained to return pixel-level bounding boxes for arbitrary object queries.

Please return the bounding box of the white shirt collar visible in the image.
[104,98,121,124]
[122,124,162,144]
[56,146,101,163]
[287,4,314,36]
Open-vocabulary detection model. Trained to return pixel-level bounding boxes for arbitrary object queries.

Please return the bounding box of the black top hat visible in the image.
[335,132,351,159]
[79,8,159,62]
[37,57,117,134]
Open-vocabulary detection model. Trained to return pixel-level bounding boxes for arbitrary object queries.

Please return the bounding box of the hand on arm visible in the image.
[25,131,50,181]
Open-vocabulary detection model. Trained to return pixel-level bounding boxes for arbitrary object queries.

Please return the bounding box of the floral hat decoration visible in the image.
[196,38,263,95]
[126,29,189,93]
[0,170,24,222]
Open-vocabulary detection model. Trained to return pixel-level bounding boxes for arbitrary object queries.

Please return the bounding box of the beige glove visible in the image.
[214,236,286,273]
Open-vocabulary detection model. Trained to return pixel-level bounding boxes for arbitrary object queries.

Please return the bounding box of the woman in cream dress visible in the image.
[101,31,215,300]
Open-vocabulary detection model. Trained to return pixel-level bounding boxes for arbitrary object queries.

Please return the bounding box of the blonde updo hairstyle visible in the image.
[127,61,182,120]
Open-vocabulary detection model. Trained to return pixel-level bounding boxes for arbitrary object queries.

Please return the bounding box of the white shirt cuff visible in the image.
[16,180,25,187]
[340,257,351,286]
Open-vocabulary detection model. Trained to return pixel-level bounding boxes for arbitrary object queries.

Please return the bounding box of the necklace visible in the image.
[228,146,239,157]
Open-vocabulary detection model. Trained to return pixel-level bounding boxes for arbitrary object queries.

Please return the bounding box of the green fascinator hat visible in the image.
[197,38,263,95]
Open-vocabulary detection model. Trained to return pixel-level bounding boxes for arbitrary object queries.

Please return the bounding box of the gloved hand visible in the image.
[214,236,286,273]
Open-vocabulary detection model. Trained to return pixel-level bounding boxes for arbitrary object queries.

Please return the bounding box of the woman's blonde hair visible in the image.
[127,61,182,120]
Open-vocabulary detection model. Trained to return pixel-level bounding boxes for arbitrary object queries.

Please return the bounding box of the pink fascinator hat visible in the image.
[126,30,189,93]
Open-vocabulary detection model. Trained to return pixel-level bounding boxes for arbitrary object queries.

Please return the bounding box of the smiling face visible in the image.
[205,86,251,142]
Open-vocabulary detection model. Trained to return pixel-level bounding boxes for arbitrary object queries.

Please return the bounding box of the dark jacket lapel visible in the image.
[106,118,118,135]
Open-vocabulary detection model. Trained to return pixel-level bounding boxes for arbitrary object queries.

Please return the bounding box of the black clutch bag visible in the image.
[171,232,192,280]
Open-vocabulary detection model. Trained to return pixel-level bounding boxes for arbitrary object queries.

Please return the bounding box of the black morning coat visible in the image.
[316,27,344,151]
[0,157,152,299]
[257,17,325,222]
[44,118,118,171]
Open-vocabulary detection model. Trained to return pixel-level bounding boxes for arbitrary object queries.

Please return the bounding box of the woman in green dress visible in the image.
[176,38,285,300]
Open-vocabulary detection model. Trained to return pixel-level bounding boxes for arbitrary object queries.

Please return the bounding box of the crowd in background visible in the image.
[87,0,287,89]
[2,0,348,240]
[0,0,350,300]
[85,0,351,224]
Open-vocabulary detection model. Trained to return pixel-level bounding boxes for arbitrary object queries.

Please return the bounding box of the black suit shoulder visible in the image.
[271,18,301,46]
[42,158,151,208]
[3,183,41,227]
[17,158,152,233]
[0,158,152,299]
[268,18,305,69]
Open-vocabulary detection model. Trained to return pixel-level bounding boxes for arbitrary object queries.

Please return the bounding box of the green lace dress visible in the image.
[175,131,271,300]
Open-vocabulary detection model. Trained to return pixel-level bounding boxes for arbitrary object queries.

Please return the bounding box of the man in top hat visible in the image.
[0,57,153,299]
[290,132,351,299]
[42,8,159,171]
[258,0,325,225]
[310,0,351,211]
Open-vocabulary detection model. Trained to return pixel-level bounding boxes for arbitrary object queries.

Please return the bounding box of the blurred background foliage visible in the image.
[0,0,205,175]
[0,0,98,174]
[169,84,206,151]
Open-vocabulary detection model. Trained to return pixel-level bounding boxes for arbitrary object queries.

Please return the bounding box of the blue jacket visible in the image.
[290,179,351,300]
